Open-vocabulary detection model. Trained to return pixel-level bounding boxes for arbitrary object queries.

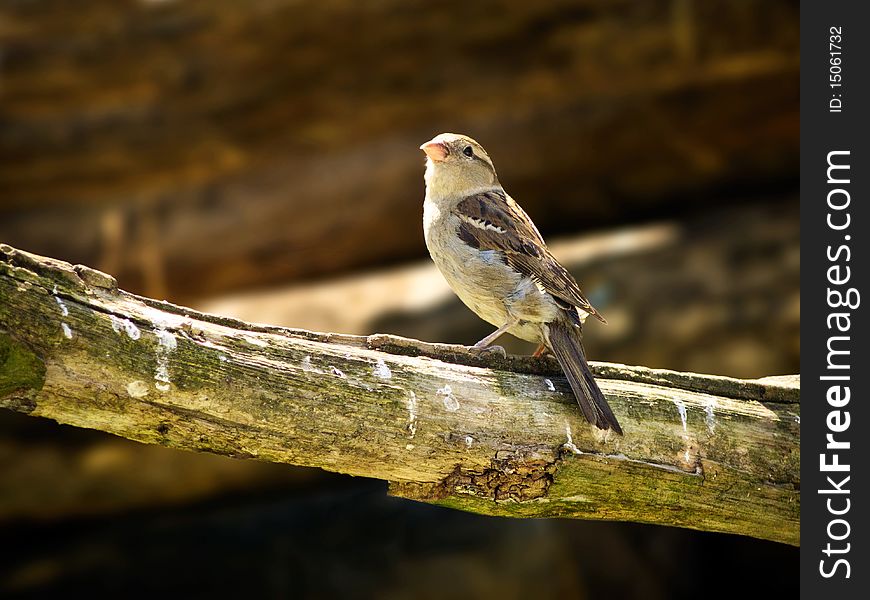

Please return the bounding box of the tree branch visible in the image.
[0,244,799,545]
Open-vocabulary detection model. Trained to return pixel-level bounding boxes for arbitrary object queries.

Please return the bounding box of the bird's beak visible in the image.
[420,140,449,162]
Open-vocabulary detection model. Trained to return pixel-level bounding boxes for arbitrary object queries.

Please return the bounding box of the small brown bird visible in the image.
[420,133,622,434]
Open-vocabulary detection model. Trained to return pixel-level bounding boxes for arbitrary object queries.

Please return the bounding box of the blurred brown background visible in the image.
[1,1,798,598]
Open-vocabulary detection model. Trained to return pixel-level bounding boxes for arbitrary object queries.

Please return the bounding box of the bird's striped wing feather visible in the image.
[454,190,605,323]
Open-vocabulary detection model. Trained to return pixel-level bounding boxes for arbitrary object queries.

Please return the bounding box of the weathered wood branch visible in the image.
[0,244,799,545]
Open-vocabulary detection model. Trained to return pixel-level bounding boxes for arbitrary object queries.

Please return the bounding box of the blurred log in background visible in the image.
[0,0,798,598]
[1,0,798,300]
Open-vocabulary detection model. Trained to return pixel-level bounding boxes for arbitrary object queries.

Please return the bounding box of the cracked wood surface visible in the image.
[0,244,799,545]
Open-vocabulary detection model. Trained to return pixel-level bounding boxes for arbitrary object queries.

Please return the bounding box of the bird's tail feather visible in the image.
[547,322,623,435]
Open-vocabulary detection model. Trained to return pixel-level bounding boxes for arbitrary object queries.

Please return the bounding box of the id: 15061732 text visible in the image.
[829,26,844,113]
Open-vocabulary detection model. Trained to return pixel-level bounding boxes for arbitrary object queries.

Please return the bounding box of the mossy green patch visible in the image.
[0,331,46,401]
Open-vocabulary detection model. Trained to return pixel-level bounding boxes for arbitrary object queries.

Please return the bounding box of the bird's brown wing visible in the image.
[454,189,606,323]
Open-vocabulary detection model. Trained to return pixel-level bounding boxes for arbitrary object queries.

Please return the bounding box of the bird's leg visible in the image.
[473,319,517,348]
[469,318,518,358]
[532,344,548,358]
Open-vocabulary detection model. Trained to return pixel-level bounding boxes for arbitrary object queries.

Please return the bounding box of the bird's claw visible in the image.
[468,344,507,359]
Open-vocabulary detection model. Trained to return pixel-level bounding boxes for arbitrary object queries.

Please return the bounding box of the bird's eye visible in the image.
[463,146,474,157]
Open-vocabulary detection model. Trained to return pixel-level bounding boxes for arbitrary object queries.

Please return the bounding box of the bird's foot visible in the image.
[467,344,507,359]
[532,344,550,358]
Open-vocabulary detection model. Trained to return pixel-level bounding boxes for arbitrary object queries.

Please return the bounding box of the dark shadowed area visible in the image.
[1,0,798,597]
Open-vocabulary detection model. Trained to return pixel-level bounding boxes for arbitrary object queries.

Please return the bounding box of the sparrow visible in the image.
[420,133,622,434]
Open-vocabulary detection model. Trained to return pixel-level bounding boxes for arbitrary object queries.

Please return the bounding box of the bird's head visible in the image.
[420,133,499,198]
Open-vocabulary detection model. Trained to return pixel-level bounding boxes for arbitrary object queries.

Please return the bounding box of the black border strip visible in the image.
[801,1,869,596]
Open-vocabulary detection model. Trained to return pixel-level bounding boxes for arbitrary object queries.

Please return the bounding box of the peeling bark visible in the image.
[0,244,799,545]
